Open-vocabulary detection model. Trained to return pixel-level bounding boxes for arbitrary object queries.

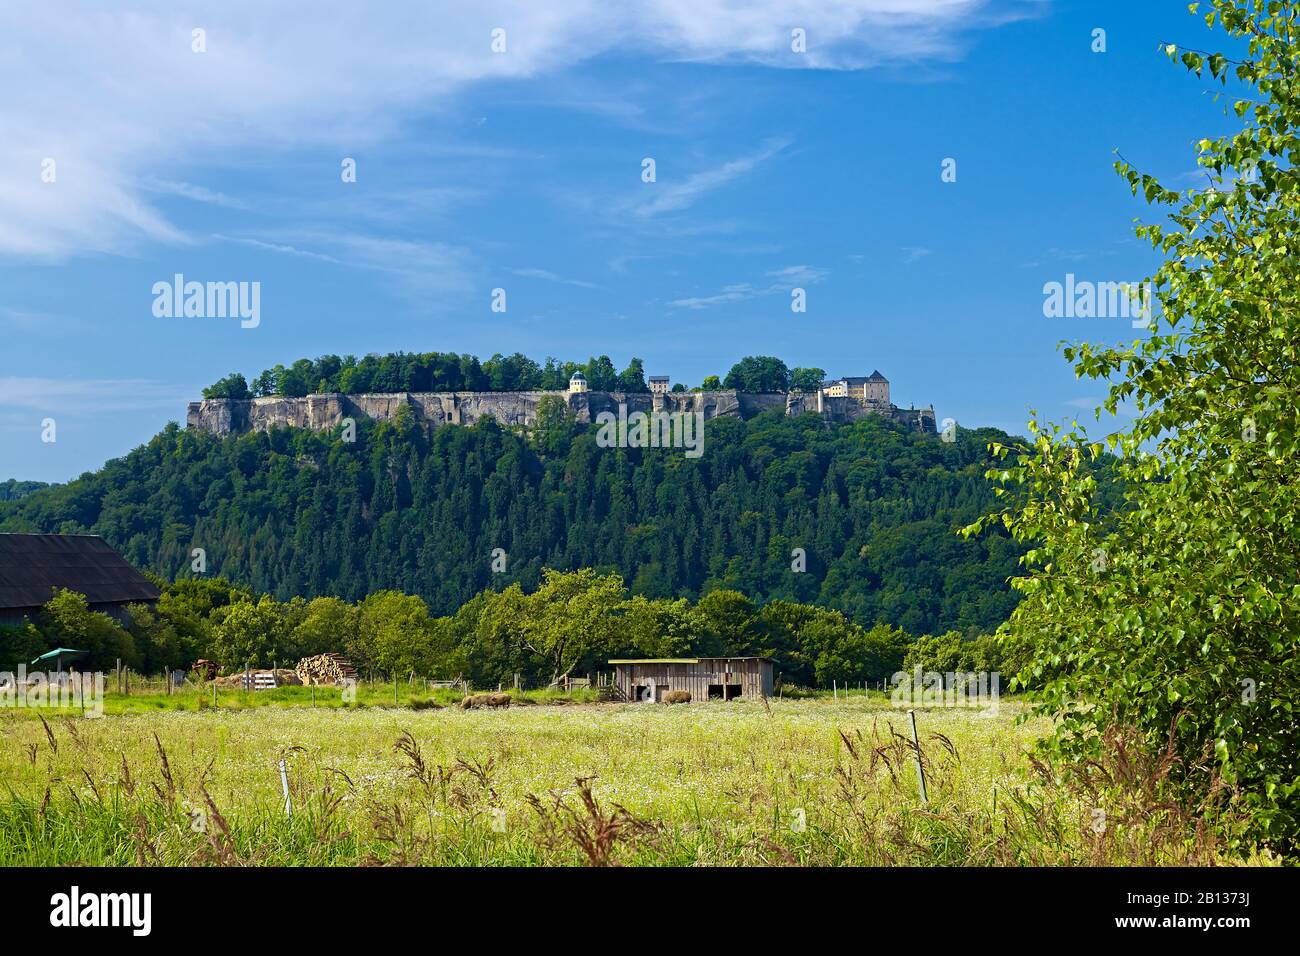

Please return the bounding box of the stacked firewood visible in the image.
[295,653,359,686]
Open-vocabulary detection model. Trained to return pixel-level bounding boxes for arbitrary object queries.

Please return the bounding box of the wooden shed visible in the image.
[609,658,774,703]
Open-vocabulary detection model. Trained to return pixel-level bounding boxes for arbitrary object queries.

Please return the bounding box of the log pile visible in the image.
[296,653,359,686]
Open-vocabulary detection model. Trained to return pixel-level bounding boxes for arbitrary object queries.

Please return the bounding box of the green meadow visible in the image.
[0,695,1262,866]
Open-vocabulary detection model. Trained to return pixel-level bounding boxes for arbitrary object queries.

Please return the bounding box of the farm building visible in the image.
[0,533,161,627]
[609,658,774,702]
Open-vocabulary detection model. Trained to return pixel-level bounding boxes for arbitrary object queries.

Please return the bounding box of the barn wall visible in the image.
[0,600,155,629]
[615,660,773,701]
[0,608,35,628]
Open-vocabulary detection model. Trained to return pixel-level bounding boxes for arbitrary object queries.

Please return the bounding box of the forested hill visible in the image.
[0,479,52,501]
[0,410,1024,636]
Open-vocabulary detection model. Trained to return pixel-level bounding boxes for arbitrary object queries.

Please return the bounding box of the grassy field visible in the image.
[0,694,1255,866]
[46,680,601,715]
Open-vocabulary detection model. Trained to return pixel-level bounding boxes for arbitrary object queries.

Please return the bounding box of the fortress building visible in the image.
[187,373,936,438]
[821,371,890,404]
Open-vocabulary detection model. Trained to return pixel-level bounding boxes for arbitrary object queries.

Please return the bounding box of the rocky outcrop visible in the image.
[186,390,936,437]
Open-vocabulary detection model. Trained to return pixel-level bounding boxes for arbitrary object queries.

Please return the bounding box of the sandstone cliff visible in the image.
[186,390,936,437]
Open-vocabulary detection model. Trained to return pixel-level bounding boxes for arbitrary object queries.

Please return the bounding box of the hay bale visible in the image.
[461,692,513,709]
[662,690,691,704]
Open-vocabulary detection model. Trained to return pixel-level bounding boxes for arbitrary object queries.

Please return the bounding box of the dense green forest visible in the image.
[201,351,827,399]
[0,409,1023,637]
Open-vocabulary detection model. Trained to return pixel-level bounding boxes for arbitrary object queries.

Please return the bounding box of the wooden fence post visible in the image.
[279,759,292,819]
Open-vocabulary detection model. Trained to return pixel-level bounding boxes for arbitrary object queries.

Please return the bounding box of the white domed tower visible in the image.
[568,371,588,394]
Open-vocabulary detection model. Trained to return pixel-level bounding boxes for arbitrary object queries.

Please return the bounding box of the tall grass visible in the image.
[0,699,1271,866]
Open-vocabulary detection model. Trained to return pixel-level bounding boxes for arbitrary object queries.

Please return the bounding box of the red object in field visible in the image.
[190,659,218,681]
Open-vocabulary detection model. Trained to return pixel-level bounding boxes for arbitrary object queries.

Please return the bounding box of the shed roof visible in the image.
[0,534,161,611]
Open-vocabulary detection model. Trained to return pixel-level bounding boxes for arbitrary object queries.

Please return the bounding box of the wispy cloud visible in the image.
[144,179,248,209]
[669,264,829,309]
[634,139,790,217]
[217,235,342,264]
[669,284,759,310]
[238,231,477,298]
[766,264,829,287]
[511,267,599,289]
[0,1,1038,259]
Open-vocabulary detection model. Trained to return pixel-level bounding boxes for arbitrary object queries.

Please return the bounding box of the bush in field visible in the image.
[124,604,187,674]
[902,632,1001,676]
[210,596,288,668]
[967,0,1300,854]
[0,621,45,672]
[355,591,437,677]
[288,596,358,661]
[36,589,136,672]
[760,600,911,686]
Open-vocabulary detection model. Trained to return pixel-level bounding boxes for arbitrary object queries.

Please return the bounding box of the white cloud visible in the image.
[0,1,1042,259]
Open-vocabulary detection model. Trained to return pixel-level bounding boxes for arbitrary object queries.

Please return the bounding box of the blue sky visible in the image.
[1,0,1239,483]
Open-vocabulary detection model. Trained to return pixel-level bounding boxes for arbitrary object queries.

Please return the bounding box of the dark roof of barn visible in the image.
[0,534,161,611]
